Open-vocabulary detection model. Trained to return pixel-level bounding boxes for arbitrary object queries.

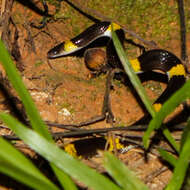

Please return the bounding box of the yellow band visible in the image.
[129,59,141,72]
[107,22,121,32]
[64,143,78,157]
[168,64,186,78]
[153,103,162,112]
[64,41,78,52]
[106,137,124,152]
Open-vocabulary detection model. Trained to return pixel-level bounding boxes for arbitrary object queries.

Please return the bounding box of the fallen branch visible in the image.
[64,0,157,48]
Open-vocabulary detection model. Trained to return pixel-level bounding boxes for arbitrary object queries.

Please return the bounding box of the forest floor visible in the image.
[0,0,190,189]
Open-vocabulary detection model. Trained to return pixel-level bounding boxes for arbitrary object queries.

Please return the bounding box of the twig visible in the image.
[23,21,36,53]
[46,69,120,128]
[65,0,157,48]
[177,0,187,61]
[144,167,168,184]
[15,0,52,17]
[0,0,6,16]
[30,0,49,29]
[10,17,25,71]
[64,0,99,23]
[2,123,185,140]
[0,0,14,48]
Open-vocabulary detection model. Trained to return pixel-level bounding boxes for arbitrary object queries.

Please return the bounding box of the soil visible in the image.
[0,1,189,189]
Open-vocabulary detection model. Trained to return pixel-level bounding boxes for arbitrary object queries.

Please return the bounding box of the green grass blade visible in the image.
[104,152,149,190]
[52,166,78,190]
[158,148,177,167]
[111,25,155,117]
[0,113,122,190]
[0,138,59,190]
[180,120,190,151]
[0,40,77,188]
[0,40,51,139]
[162,128,180,153]
[165,119,190,190]
[143,80,190,149]
[111,26,178,151]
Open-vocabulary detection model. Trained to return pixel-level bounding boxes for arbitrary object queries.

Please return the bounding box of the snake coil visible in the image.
[47,21,186,112]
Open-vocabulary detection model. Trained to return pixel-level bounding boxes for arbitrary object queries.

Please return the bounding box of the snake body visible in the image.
[47,21,186,111]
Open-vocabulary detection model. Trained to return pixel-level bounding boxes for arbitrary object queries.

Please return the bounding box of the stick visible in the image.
[64,0,157,48]
[177,0,187,61]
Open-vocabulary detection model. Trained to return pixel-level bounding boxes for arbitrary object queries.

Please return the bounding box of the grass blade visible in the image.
[180,120,190,151]
[52,167,78,190]
[143,80,190,149]
[0,138,59,190]
[0,40,51,139]
[104,152,149,190]
[0,40,72,187]
[111,25,155,117]
[111,26,178,151]
[158,148,177,167]
[162,128,180,153]
[0,113,122,190]
[165,118,190,190]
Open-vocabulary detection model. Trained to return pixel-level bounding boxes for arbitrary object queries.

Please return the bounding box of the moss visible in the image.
[144,81,163,96]
[60,102,76,114]
[35,60,44,67]
[85,0,189,47]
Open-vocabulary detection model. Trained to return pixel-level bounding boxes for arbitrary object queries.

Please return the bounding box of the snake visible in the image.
[47,21,186,112]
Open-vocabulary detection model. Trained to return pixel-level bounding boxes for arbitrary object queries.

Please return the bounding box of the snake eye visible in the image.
[47,42,65,59]
[47,49,56,58]
[53,50,57,55]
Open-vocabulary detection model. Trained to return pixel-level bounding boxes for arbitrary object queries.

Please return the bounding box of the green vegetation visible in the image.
[112,25,190,190]
[60,102,75,114]
[0,20,190,189]
[35,60,44,67]
[0,38,149,190]
[62,0,189,47]
[0,1,190,190]
[144,81,163,100]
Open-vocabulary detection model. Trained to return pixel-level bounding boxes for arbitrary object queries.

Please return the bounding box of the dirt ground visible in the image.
[0,0,189,189]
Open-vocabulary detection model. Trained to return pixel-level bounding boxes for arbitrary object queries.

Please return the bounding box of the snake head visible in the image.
[47,42,65,59]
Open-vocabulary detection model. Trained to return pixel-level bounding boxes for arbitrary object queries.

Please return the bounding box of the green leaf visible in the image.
[111,25,155,117]
[143,80,190,148]
[158,148,177,167]
[104,152,149,190]
[111,26,178,151]
[180,118,190,151]
[0,113,122,190]
[0,40,51,139]
[165,118,190,190]
[162,128,180,153]
[52,167,78,190]
[0,138,59,190]
[0,40,70,187]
